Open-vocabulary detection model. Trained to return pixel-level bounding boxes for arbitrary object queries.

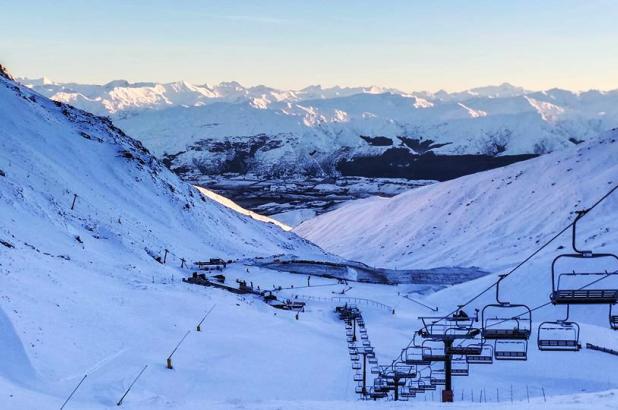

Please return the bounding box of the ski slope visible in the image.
[2,66,618,409]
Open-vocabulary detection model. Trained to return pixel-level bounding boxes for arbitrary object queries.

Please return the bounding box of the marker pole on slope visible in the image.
[60,374,87,410]
[117,365,148,406]
[167,330,190,369]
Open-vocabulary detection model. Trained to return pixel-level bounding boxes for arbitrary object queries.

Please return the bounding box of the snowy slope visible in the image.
[0,66,366,408]
[5,67,618,409]
[296,130,618,272]
[0,70,321,263]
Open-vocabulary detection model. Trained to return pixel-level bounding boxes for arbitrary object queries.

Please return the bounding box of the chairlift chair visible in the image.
[393,363,417,379]
[353,373,363,382]
[550,211,618,305]
[408,380,424,394]
[418,314,479,340]
[430,368,446,385]
[451,357,470,376]
[610,305,618,330]
[373,377,389,393]
[405,346,431,365]
[482,275,532,340]
[385,377,407,387]
[421,339,447,362]
[537,305,581,351]
[466,343,494,364]
[417,372,436,391]
[352,362,361,370]
[421,381,437,391]
[494,340,528,361]
[448,340,484,356]
[368,387,387,399]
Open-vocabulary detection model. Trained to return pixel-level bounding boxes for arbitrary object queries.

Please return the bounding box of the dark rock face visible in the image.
[163,134,285,176]
[360,135,393,146]
[336,148,537,181]
[397,137,451,154]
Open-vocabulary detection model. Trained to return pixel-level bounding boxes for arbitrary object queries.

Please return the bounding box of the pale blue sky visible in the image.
[1,0,617,91]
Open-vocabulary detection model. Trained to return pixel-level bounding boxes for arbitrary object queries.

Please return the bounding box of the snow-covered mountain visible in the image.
[22,77,618,184]
[4,65,618,408]
[1,68,322,263]
[296,130,618,272]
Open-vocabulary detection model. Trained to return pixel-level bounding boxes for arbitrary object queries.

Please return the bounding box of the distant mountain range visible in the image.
[21,76,618,184]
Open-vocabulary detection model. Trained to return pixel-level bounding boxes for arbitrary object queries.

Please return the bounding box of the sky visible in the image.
[1,0,617,92]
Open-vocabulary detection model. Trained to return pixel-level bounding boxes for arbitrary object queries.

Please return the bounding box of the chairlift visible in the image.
[373,378,390,393]
[494,340,528,361]
[421,381,436,391]
[353,373,363,382]
[418,313,479,340]
[430,368,446,385]
[393,363,417,379]
[417,371,436,391]
[405,346,431,365]
[371,365,380,375]
[408,380,424,394]
[466,343,494,364]
[352,362,361,370]
[368,387,388,399]
[451,357,470,376]
[537,305,581,351]
[610,305,618,330]
[550,211,618,305]
[482,275,532,340]
[385,377,407,387]
[421,339,447,362]
[448,340,484,356]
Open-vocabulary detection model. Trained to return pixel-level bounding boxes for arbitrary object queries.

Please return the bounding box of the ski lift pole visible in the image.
[196,305,216,332]
[70,194,78,211]
[362,352,367,396]
[166,330,190,369]
[442,339,454,403]
[60,374,87,410]
[116,365,148,406]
